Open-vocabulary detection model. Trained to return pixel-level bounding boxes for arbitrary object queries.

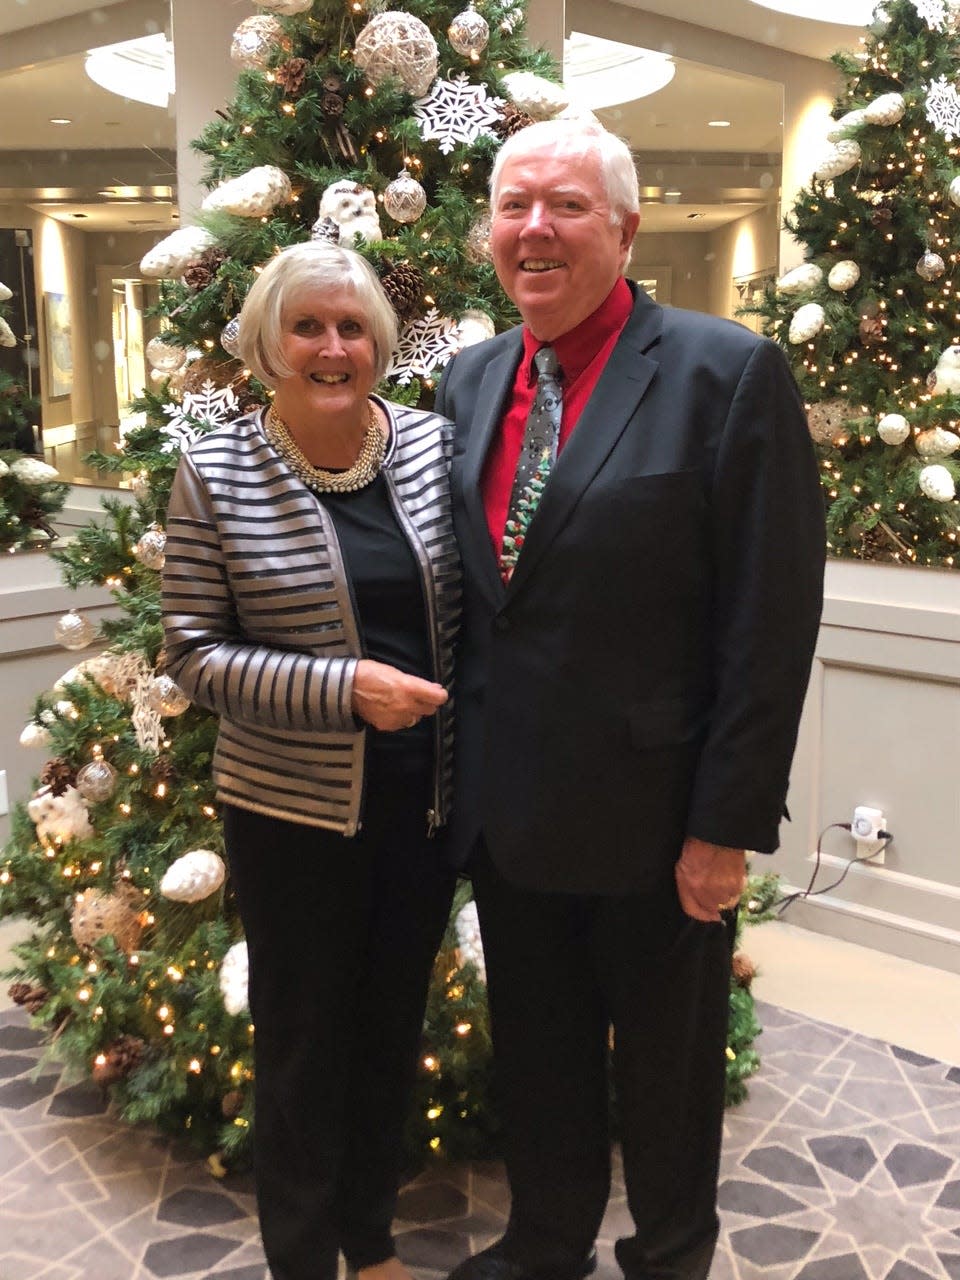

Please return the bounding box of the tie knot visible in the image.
[533,345,560,380]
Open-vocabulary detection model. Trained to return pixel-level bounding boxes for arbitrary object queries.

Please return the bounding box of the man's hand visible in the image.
[675,836,747,923]
[351,659,447,732]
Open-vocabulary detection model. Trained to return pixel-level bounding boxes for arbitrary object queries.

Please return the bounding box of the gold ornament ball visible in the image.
[75,759,118,803]
[71,886,144,954]
[916,252,946,282]
[230,16,289,71]
[145,674,191,717]
[448,5,490,58]
[133,529,167,571]
[383,169,427,224]
[465,209,493,263]
[145,336,186,373]
[353,12,439,98]
[55,610,97,651]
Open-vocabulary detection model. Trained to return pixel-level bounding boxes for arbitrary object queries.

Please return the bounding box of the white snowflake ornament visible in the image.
[877,412,910,445]
[140,227,216,279]
[913,0,948,28]
[387,309,460,384]
[414,74,503,155]
[161,849,227,903]
[778,263,823,294]
[788,303,826,344]
[181,381,241,426]
[926,76,960,140]
[918,463,957,501]
[220,940,250,1015]
[202,165,292,218]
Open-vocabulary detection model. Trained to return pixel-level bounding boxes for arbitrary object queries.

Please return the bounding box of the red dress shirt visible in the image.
[482,278,634,553]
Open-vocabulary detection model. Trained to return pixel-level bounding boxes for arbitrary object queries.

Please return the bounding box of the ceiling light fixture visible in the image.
[708,120,731,127]
[49,118,72,126]
[564,31,675,109]
[747,0,876,23]
[85,32,175,109]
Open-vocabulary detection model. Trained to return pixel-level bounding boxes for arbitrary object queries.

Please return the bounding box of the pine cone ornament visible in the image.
[493,102,536,139]
[93,1034,146,1086]
[379,261,424,321]
[8,981,49,1013]
[275,56,310,96]
[40,756,78,797]
[731,952,756,989]
[870,205,893,228]
[182,247,229,292]
[221,1089,244,1118]
[320,73,346,117]
[150,756,177,785]
[859,315,884,347]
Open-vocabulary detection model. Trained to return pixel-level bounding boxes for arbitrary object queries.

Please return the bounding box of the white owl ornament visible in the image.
[315,181,382,246]
[927,346,960,397]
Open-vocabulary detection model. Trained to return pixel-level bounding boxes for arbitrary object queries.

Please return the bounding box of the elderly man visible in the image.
[435,119,824,1280]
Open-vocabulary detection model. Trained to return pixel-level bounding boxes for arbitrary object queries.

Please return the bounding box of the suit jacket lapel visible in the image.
[505,289,663,598]
[457,333,522,606]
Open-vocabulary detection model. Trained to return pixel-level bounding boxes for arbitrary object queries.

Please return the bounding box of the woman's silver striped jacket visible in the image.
[161,400,460,837]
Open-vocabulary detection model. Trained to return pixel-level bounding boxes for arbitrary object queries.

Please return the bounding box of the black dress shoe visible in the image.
[446,1241,597,1280]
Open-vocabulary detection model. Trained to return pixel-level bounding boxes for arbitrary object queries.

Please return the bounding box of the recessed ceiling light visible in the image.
[663,190,682,204]
[49,117,72,125]
[747,0,875,22]
[708,120,731,127]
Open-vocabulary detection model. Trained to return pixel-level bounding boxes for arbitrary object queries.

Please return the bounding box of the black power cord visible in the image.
[775,821,894,916]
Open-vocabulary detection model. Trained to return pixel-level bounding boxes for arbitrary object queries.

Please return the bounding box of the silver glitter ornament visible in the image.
[55,610,97,651]
[75,759,118,803]
[221,317,242,358]
[448,4,489,58]
[383,168,427,223]
[917,251,946,281]
[145,336,187,372]
[145,675,191,717]
[133,528,167,571]
[465,209,493,263]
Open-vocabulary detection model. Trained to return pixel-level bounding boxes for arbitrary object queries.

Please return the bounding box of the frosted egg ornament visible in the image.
[949,176,960,206]
[916,427,960,457]
[221,317,242,358]
[133,528,167,571]
[826,108,867,142]
[383,168,427,224]
[55,610,97,651]
[75,759,118,803]
[448,4,490,59]
[230,15,288,71]
[145,336,186,372]
[918,463,957,502]
[788,303,826,345]
[145,675,190,717]
[160,849,227,903]
[863,92,905,126]
[877,412,910,445]
[814,140,861,182]
[353,12,439,98]
[828,260,860,292]
[777,263,823,294]
[917,251,946,281]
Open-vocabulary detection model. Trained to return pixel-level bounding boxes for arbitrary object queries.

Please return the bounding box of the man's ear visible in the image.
[620,211,640,253]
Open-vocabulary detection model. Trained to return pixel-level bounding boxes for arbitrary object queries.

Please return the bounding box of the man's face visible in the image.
[490,144,639,341]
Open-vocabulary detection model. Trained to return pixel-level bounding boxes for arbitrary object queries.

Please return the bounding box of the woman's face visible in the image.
[272,285,378,424]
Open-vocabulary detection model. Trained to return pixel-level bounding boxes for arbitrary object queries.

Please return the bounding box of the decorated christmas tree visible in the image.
[751,0,960,567]
[1,0,770,1169]
[0,282,68,551]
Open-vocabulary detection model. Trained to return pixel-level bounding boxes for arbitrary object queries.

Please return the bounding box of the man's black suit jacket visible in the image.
[435,285,825,894]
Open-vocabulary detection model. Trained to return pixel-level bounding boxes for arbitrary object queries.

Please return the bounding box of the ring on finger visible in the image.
[406,716,418,728]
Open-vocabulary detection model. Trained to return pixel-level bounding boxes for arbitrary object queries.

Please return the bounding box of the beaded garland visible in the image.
[265,402,386,493]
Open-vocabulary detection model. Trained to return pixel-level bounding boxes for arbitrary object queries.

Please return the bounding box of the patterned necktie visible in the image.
[499,345,563,584]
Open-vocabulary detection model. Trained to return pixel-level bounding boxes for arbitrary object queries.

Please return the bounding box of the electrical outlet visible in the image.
[852,804,886,862]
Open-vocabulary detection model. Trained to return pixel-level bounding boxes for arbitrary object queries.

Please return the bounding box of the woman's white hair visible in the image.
[238,242,399,387]
[490,118,640,225]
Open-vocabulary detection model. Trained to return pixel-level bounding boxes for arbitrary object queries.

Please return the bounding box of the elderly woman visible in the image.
[161,242,460,1280]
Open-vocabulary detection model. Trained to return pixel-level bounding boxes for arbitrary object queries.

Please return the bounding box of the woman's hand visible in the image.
[352,659,448,731]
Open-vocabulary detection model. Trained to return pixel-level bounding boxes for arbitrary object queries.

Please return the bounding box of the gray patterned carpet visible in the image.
[0,1001,958,1280]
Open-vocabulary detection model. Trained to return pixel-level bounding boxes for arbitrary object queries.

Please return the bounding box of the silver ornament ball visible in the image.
[465,209,493,263]
[383,169,427,224]
[75,759,118,803]
[917,252,946,282]
[145,675,191,717]
[133,529,167,571]
[448,5,490,58]
[55,610,97,651]
[145,336,187,372]
[221,317,242,358]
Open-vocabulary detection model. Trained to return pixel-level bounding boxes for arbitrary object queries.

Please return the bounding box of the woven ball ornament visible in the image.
[814,140,861,182]
[806,399,850,445]
[353,12,438,98]
[916,426,960,457]
[256,0,312,11]
[55,610,97,651]
[133,528,167,571]
[917,251,946,281]
[160,849,227,903]
[918,463,957,502]
[448,4,490,58]
[778,263,823,294]
[221,317,241,358]
[826,108,867,142]
[75,759,118,803]
[828,260,860,292]
[71,885,143,954]
[788,303,826,345]
[877,412,911,445]
[230,16,289,71]
[863,92,905,126]
[145,336,186,372]
[145,675,190,717]
[383,168,427,224]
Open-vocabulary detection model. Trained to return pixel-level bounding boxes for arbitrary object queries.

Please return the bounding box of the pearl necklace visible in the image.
[265,402,386,494]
